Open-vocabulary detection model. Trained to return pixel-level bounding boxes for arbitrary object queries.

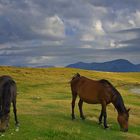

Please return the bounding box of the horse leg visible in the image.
[78,99,85,120]
[101,101,109,129]
[71,93,77,120]
[13,100,19,126]
[98,109,103,125]
[0,99,11,132]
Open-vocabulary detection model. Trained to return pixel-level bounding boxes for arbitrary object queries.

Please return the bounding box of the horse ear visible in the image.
[127,108,130,112]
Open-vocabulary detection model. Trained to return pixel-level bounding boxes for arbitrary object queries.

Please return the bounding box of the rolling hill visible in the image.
[66,59,140,72]
[0,66,140,140]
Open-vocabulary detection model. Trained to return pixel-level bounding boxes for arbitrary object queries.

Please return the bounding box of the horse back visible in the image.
[0,75,13,86]
[0,75,16,99]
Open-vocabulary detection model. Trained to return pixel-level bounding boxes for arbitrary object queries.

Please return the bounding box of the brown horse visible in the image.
[70,73,130,132]
[0,75,19,132]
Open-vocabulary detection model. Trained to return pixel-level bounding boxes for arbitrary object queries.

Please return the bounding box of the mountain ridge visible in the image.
[66,59,140,72]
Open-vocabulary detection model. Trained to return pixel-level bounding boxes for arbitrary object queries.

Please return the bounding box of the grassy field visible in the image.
[0,66,140,140]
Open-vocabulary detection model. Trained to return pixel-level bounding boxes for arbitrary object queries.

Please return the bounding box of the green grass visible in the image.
[0,66,140,140]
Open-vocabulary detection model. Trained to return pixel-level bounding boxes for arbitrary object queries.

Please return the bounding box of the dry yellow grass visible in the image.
[0,66,140,140]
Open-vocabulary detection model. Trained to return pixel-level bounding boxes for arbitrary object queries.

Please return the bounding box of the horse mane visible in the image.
[99,79,127,113]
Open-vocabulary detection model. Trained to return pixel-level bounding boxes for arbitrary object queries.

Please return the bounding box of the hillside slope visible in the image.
[0,66,140,140]
[66,59,140,72]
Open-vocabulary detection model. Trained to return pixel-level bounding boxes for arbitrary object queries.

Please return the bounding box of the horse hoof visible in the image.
[98,122,102,125]
[16,123,20,127]
[71,114,75,120]
[104,126,109,129]
[72,117,75,120]
[81,117,85,120]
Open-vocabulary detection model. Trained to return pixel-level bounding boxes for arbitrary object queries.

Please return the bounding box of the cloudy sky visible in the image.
[0,0,140,67]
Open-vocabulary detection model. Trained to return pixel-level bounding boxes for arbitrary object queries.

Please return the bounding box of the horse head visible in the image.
[117,108,130,132]
[0,114,10,132]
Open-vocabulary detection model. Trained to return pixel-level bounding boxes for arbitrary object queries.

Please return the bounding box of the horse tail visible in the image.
[2,80,16,115]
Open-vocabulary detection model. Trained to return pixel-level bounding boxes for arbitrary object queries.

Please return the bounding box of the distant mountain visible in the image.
[11,64,55,68]
[66,59,140,72]
[35,65,55,68]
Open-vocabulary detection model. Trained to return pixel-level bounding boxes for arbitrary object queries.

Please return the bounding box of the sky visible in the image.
[0,0,140,67]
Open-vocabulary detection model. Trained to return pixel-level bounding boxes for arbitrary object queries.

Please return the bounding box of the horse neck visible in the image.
[100,79,127,114]
[112,92,127,114]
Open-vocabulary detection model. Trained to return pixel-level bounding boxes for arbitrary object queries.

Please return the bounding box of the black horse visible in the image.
[0,75,19,132]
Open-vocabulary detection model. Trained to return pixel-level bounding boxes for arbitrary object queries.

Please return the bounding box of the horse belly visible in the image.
[78,90,100,104]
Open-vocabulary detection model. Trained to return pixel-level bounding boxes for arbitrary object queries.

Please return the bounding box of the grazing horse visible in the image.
[0,75,19,132]
[70,73,130,132]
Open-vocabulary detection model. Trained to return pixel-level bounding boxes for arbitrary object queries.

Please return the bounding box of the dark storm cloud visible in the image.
[87,0,140,10]
[0,0,140,66]
[118,38,140,46]
[116,28,140,35]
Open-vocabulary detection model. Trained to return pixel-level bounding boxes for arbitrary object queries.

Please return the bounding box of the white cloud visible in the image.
[110,40,116,48]
[94,20,105,35]
[81,45,93,48]
[80,20,105,43]
[81,34,95,41]
[32,15,65,38]
[27,56,54,65]
[128,19,136,27]
[133,10,140,26]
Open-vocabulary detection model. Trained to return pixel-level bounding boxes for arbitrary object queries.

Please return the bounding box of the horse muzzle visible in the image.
[120,128,128,132]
